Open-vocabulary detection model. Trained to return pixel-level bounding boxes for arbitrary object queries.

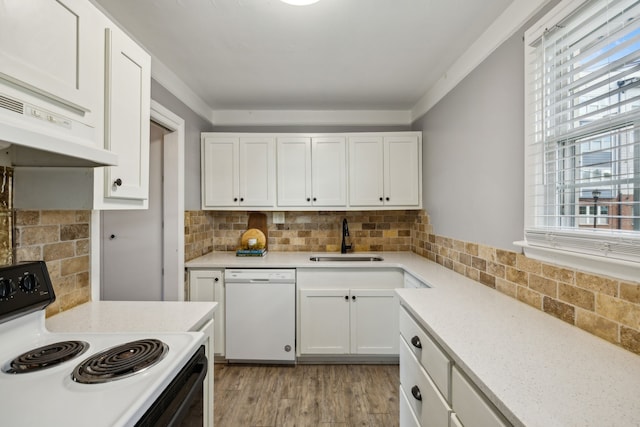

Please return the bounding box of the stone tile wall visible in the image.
[185,210,215,261]
[199,210,418,253]
[14,210,91,316]
[413,212,640,356]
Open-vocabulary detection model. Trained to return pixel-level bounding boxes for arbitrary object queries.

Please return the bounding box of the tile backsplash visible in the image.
[0,167,90,315]
[14,210,92,316]
[185,210,418,259]
[412,211,640,356]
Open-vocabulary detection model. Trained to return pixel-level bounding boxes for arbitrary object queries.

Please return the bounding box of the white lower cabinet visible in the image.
[351,289,399,354]
[188,269,225,357]
[299,288,399,355]
[400,306,511,427]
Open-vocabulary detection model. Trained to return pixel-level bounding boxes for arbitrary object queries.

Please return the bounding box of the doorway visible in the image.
[97,101,186,301]
[101,122,166,300]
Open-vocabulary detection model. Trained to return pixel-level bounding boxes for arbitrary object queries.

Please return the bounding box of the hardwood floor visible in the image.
[213,363,400,427]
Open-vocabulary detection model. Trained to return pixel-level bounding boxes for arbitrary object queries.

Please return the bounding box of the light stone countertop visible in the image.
[187,251,640,427]
[46,301,217,333]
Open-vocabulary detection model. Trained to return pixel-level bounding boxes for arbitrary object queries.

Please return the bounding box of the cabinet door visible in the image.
[202,136,239,208]
[277,137,312,206]
[104,27,151,200]
[299,289,350,354]
[350,289,399,354]
[348,136,384,207]
[239,136,276,207]
[0,0,99,117]
[384,135,420,207]
[311,136,347,206]
[189,269,225,356]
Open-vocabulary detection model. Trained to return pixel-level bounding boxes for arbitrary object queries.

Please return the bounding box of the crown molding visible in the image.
[411,0,553,122]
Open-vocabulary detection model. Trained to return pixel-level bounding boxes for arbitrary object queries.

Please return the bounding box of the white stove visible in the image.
[0,262,206,427]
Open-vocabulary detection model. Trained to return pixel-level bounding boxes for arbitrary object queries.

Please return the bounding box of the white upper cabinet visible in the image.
[348,135,385,206]
[312,136,347,207]
[276,137,312,206]
[201,134,276,209]
[0,0,100,124]
[202,131,420,211]
[103,26,151,201]
[349,133,421,208]
[277,136,346,207]
[12,6,152,210]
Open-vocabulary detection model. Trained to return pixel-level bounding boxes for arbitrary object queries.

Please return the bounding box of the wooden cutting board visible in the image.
[247,213,268,248]
[240,228,266,249]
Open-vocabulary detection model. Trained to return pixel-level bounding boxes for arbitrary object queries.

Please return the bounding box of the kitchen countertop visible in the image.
[187,251,640,426]
[186,250,429,271]
[46,301,217,333]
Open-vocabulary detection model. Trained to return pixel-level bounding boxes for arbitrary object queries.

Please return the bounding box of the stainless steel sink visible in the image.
[309,255,384,262]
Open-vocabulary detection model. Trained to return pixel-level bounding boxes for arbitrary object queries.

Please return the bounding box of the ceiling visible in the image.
[92,0,517,123]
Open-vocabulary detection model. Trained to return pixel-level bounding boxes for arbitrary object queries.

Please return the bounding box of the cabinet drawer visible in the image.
[399,385,421,427]
[452,366,509,427]
[400,338,451,427]
[400,307,451,400]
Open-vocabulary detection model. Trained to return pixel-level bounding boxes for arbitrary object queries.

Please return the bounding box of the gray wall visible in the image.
[151,80,215,210]
[412,30,526,251]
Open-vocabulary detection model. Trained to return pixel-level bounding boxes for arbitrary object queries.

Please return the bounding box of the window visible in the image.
[524,0,640,264]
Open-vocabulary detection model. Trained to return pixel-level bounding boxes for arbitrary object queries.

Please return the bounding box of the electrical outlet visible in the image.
[272,212,285,224]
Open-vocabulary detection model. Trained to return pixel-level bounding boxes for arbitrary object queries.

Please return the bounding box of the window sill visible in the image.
[514,240,640,282]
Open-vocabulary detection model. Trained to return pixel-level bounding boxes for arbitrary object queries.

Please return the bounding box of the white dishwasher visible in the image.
[224,269,296,363]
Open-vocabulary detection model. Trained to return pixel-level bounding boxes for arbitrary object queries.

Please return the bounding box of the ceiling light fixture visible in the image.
[280,0,321,6]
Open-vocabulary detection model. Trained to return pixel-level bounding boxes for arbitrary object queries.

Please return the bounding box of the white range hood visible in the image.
[0,91,118,168]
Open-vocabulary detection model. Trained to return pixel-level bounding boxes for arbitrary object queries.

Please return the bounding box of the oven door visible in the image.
[135,346,207,427]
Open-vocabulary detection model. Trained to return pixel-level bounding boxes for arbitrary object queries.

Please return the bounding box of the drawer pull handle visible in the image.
[411,336,422,349]
[411,385,422,401]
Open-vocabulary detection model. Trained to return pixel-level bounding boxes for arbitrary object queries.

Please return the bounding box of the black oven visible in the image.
[136,346,208,427]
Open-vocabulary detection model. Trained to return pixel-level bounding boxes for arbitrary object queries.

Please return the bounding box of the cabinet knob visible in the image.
[410,336,422,349]
[313,197,317,202]
[113,178,122,187]
[385,197,390,201]
[214,277,219,282]
[240,197,244,202]
[352,295,356,301]
[379,197,383,201]
[344,295,349,300]
[233,197,238,202]
[306,198,311,202]
[109,234,116,240]
[411,385,422,401]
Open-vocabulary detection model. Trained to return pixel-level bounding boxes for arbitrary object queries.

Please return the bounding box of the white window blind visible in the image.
[524,0,640,263]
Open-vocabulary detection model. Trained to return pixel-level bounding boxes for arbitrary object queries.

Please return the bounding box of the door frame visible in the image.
[92,100,185,301]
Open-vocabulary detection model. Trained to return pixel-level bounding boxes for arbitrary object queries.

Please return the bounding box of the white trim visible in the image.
[210,109,413,126]
[91,101,186,301]
[90,210,101,302]
[411,0,553,122]
[150,100,186,301]
[515,240,640,282]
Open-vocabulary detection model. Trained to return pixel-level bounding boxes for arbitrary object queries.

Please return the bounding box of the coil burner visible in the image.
[72,338,168,384]
[4,341,90,374]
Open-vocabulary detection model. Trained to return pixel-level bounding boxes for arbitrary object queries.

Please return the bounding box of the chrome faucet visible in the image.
[341,218,352,254]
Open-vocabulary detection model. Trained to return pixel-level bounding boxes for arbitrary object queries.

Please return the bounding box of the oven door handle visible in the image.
[166,354,208,427]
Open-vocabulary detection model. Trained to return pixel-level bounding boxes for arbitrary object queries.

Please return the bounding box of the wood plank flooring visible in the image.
[213,363,400,427]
